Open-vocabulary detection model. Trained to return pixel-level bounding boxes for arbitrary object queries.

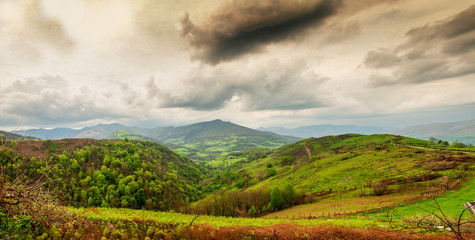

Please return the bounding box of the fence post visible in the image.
[401,215,404,222]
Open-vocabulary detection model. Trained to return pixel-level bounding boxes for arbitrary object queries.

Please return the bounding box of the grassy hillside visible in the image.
[205,134,475,221]
[146,119,300,161]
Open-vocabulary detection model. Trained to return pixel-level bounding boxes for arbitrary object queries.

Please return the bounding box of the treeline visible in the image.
[0,139,207,212]
[189,183,301,217]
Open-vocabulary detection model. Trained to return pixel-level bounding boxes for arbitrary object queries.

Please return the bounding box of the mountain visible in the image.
[386,119,475,145]
[13,123,129,140]
[14,127,82,140]
[258,124,387,138]
[13,120,300,161]
[75,123,129,139]
[0,130,39,141]
[145,119,301,160]
[107,129,208,161]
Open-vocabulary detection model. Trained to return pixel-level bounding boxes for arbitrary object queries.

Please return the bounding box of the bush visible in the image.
[371,182,392,196]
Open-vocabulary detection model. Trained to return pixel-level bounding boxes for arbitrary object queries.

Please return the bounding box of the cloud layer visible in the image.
[364,5,475,86]
[151,59,329,111]
[0,0,474,129]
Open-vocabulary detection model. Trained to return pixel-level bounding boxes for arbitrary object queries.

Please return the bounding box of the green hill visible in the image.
[2,134,474,239]
[1,138,208,211]
[146,119,300,160]
[108,129,207,161]
[196,134,475,219]
[239,134,474,192]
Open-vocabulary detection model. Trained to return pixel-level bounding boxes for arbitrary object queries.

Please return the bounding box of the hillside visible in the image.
[239,134,474,191]
[2,135,474,239]
[198,134,475,220]
[12,120,301,161]
[0,130,39,141]
[1,138,208,211]
[145,119,300,160]
[259,124,386,138]
[108,129,206,161]
[386,119,475,145]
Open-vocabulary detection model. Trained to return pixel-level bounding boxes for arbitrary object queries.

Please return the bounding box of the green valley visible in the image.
[1,133,474,239]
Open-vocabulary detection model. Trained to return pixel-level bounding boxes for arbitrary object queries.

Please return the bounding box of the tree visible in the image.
[267,168,277,177]
[135,189,146,209]
[248,206,258,217]
[280,156,294,165]
[282,183,296,207]
[270,187,284,210]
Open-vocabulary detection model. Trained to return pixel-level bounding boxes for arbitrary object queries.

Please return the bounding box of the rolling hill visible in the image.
[213,134,475,219]
[14,120,301,161]
[143,119,300,160]
[2,134,474,239]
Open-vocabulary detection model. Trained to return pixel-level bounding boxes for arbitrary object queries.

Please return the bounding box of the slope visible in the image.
[1,138,208,211]
[0,130,39,141]
[221,134,475,218]
[108,129,207,161]
[147,119,301,160]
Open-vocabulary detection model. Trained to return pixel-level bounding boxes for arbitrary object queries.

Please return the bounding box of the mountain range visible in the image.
[385,119,475,145]
[14,120,300,161]
[10,119,475,160]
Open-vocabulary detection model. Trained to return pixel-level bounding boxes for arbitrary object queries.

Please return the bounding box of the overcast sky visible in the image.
[1,0,474,130]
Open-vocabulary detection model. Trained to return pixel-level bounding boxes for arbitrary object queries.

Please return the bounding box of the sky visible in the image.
[1,0,475,130]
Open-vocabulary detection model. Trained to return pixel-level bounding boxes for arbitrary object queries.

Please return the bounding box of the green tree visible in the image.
[280,156,294,165]
[270,187,284,210]
[267,168,277,177]
[135,188,146,209]
[282,183,296,207]
[248,206,258,217]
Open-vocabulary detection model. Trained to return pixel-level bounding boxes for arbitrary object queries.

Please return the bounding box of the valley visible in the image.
[1,121,474,239]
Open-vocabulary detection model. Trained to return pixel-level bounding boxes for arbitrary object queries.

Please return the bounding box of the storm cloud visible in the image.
[181,0,343,64]
[365,5,475,86]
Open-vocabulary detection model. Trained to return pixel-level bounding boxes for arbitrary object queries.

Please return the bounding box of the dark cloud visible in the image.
[154,59,329,111]
[365,5,475,86]
[181,0,343,64]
